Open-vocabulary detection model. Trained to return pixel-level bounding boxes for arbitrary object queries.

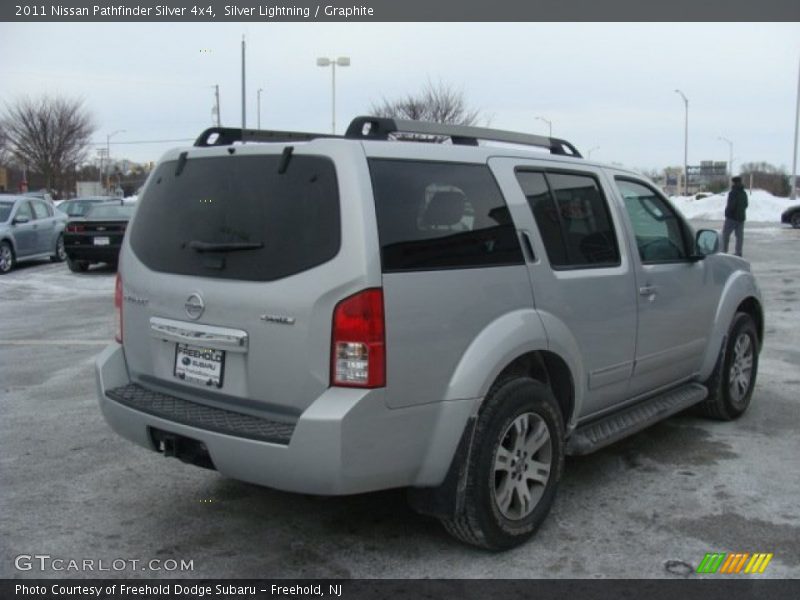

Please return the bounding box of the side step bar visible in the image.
[566,383,707,455]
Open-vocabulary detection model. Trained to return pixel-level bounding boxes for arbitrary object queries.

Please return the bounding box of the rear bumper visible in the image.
[95,344,478,495]
[65,246,121,263]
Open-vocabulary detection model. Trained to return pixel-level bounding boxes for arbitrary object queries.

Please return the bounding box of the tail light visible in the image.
[66,224,84,233]
[331,288,385,388]
[114,274,123,343]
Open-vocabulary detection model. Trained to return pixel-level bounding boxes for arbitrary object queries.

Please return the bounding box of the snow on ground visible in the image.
[670,189,797,222]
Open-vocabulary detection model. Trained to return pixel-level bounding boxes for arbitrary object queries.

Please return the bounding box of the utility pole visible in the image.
[214,84,221,127]
[241,36,246,129]
[257,88,263,129]
[792,56,799,200]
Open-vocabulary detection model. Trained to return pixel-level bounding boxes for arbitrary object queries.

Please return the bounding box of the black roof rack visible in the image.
[194,127,338,147]
[345,116,582,157]
[194,117,582,158]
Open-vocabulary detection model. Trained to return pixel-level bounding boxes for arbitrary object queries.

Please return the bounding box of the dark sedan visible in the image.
[781,203,800,229]
[64,202,135,272]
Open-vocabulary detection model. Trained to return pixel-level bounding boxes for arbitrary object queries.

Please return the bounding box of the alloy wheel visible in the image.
[729,332,754,407]
[492,412,553,520]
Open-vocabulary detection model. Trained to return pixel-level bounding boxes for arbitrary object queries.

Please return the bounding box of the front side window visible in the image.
[615,178,687,262]
[369,159,523,271]
[515,170,620,268]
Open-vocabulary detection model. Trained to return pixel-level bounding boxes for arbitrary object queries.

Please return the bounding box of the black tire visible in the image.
[697,312,759,420]
[441,377,565,550]
[50,234,66,262]
[67,256,89,273]
[791,212,800,229]
[0,241,14,274]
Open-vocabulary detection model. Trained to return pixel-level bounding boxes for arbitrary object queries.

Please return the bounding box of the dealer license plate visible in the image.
[94,236,110,246]
[174,344,225,388]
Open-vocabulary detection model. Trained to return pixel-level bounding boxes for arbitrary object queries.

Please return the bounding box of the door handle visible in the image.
[639,285,657,296]
[519,231,536,262]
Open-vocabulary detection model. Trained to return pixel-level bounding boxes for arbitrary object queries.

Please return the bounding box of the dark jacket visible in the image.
[725,183,748,222]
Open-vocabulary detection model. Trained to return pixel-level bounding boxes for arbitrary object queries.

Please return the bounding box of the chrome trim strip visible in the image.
[149,317,248,352]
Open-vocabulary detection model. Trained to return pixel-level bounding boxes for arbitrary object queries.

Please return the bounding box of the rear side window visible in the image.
[369,159,523,271]
[32,201,51,218]
[515,170,619,268]
[129,154,340,281]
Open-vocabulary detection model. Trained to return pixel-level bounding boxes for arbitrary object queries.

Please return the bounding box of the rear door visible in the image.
[367,155,534,409]
[121,141,377,418]
[12,201,37,257]
[611,176,717,396]
[31,200,56,254]
[491,158,638,418]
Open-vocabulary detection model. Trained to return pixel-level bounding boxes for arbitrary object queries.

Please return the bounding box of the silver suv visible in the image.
[96,117,763,550]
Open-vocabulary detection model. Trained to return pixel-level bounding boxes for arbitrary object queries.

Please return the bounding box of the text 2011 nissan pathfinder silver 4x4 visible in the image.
[96,117,763,550]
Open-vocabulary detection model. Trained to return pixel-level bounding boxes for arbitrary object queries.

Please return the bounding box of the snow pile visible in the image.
[670,190,797,222]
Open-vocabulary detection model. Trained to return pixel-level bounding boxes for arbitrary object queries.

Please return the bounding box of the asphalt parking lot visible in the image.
[1,220,798,579]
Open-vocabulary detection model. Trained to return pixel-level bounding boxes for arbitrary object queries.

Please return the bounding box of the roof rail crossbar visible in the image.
[194,127,338,147]
[345,116,582,157]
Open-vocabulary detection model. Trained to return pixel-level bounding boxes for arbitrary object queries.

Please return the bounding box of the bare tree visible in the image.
[1,95,95,192]
[370,80,481,126]
[0,123,9,165]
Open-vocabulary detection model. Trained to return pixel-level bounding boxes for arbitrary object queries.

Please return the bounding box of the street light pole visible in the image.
[317,56,350,134]
[587,146,599,159]
[792,56,799,200]
[257,88,263,129]
[718,136,734,178]
[675,90,689,195]
[535,116,552,138]
[213,84,221,127]
[106,130,125,193]
[241,36,247,129]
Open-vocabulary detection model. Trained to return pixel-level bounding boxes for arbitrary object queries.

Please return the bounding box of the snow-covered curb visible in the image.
[670,190,797,222]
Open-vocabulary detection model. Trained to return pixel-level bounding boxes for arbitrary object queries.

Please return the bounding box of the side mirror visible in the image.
[695,229,719,257]
[12,215,30,225]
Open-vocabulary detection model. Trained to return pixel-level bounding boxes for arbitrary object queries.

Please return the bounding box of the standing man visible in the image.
[722,176,748,257]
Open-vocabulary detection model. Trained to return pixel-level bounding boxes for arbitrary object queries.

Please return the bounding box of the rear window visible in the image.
[129,154,340,281]
[369,159,523,271]
[86,204,135,219]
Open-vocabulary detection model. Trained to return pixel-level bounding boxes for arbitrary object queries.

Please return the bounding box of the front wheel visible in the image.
[698,312,759,420]
[441,378,564,550]
[791,212,800,229]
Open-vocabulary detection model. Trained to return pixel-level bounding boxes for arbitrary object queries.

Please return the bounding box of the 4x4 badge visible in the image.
[185,293,205,320]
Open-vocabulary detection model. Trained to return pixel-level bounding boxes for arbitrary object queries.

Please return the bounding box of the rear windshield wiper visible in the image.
[187,240,264,253]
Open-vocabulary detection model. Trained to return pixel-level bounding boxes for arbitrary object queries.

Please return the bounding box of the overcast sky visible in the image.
[1,22,798,173]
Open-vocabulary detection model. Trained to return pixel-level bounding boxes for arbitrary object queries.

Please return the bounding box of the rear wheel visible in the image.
[441,378,564,550]
[67,256,89,273]
[698,312,759,420]
[50,234,66,262]
[0,241,14,274]
[791,212,800,229]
